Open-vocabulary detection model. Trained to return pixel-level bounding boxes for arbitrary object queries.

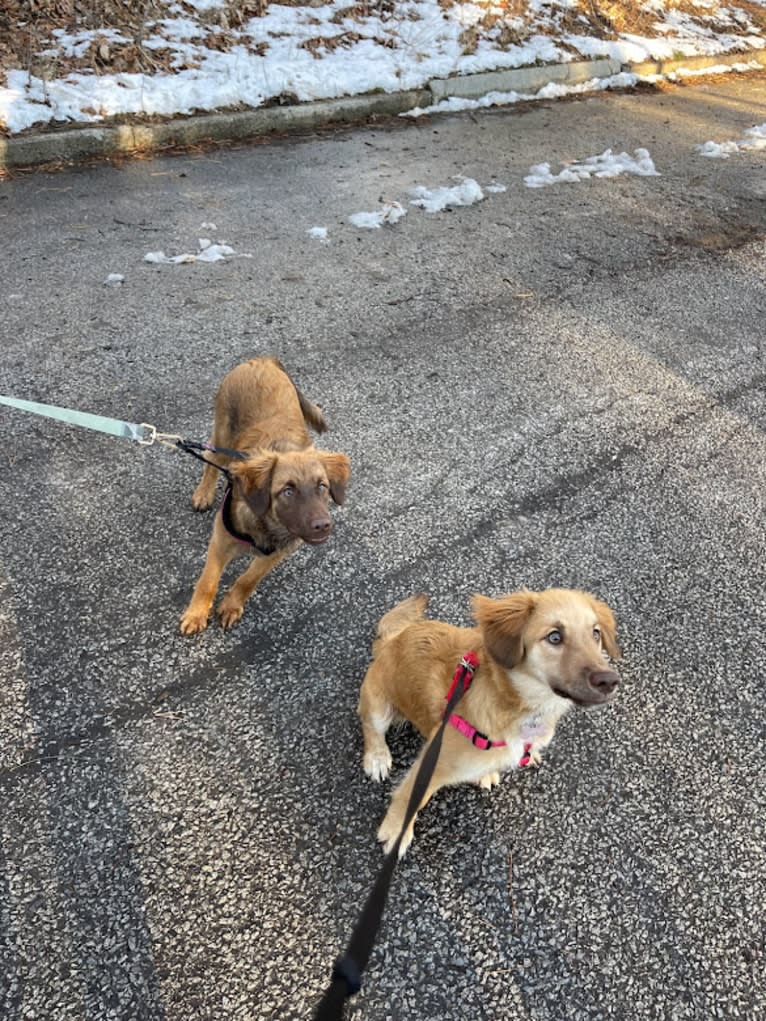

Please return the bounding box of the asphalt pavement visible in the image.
[1,75,765,1021]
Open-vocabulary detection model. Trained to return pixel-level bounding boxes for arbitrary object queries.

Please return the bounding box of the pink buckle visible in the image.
[471,729,492,750]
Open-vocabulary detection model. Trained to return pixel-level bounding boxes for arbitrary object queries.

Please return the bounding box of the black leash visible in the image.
[174,438,247,481]
[175,438,277,554]
[313,654,478,1021]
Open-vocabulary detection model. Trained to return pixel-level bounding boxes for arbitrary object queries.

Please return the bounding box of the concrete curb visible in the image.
[428,57,623,101]
[1,49,765,171]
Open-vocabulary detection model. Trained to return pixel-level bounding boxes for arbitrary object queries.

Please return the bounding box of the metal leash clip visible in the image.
[138,423,158,445]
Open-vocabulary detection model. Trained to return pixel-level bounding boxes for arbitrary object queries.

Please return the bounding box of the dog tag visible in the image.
[520,715,548,740]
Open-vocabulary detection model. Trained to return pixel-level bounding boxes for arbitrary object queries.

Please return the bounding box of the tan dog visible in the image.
[358,588,621,856]
[180,357,350,634]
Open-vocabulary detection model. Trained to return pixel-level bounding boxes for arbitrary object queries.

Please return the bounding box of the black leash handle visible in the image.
[313,658,476,1020]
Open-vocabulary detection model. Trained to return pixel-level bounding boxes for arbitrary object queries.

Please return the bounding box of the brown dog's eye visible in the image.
[546,630,563,646]
[593,627,601,642]
[318,482,328,494]
[281,485,295,498]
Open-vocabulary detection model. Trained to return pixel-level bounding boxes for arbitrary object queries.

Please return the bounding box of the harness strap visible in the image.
[177,438,248,461]
[447,713,508,751]
[220,483,276,556]
[445,652,531,758]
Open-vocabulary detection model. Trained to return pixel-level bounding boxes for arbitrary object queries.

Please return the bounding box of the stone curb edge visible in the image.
[1,48,765,171]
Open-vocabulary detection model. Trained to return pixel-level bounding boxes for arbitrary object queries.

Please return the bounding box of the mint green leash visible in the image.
[0,394,248,478]
[0,395,163,445]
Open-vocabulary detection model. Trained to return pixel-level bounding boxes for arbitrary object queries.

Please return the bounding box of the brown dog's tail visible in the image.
[273,358,328,434]
[371,594,429,659]
[296,390,327,435]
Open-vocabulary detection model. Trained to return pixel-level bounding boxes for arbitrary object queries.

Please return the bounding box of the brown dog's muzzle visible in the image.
[304,513,332,544]
[278,497,333,545]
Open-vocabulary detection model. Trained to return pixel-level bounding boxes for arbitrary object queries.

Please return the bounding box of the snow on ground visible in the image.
[144,237,251,264]
[0,0,765,134]
[696,122,766,156]
[347,180,485,229]
[524,148,660,187]
[349,201,408,229]
[410,176,485,211]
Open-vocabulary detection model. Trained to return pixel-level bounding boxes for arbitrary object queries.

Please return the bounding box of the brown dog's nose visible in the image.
[311,517,332,537]
[588,670,620,695]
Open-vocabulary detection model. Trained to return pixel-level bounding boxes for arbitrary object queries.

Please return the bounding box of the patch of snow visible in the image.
[524,148,659,187]
[410,177,485,212]
[308,226,330,241]
[696,122,766,158]
[104,273,125,286]
[349,201,407,229]
[144,238,248,264]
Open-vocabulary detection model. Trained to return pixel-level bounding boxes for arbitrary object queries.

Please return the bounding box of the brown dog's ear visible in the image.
[231,453,277,517]
[472,591,537,669]
[320,451,351,506]
[588,595,621,659]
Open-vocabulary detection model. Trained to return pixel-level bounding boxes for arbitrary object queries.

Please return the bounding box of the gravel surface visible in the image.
[1,75,765,1021]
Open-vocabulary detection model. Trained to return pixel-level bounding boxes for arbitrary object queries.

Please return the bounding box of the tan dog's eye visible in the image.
[281,485,295,498]
[318,481,328,494]
[593,627,601,642]
[546,630,563,646]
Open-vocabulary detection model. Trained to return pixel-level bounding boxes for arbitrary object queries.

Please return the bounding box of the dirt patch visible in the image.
[670,218,764,253]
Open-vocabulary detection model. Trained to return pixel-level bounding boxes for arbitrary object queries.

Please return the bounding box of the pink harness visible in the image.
[445,652,533,767]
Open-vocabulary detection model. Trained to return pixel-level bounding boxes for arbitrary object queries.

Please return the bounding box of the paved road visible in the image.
[1,75,765,1021]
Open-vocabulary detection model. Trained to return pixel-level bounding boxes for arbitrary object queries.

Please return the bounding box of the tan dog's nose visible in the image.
[588,670,619,695]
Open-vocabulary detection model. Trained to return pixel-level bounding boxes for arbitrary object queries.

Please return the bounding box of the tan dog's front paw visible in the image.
[478,771,501,790]
[363,748,392,782]
[377,810,414,859]
[179,607,209,635]
[217,597,244,629]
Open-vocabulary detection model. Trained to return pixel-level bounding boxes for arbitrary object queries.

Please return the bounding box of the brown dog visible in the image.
[358,588,620,855]
[180,357,350,635]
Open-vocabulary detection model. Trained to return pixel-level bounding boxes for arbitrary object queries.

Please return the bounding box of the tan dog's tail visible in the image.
[273,358,328,434]
[371,594,429,659]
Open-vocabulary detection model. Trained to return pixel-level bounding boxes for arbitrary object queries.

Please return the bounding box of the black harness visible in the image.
[220,482,276,556]
[175,438,276,556]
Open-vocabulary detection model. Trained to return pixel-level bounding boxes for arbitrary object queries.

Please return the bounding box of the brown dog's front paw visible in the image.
[179,608,209,635]
[217,598,244,629]
[191,487,216,512]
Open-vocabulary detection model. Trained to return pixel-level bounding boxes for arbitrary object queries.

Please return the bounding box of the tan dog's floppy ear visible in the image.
[588,595,621,659]
[231,453,277,516]
[320,451,351,505]
[472,591,537,669]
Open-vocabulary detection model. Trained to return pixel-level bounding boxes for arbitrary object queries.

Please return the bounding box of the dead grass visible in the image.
[734,0,766,31]
[587,0,764,40]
